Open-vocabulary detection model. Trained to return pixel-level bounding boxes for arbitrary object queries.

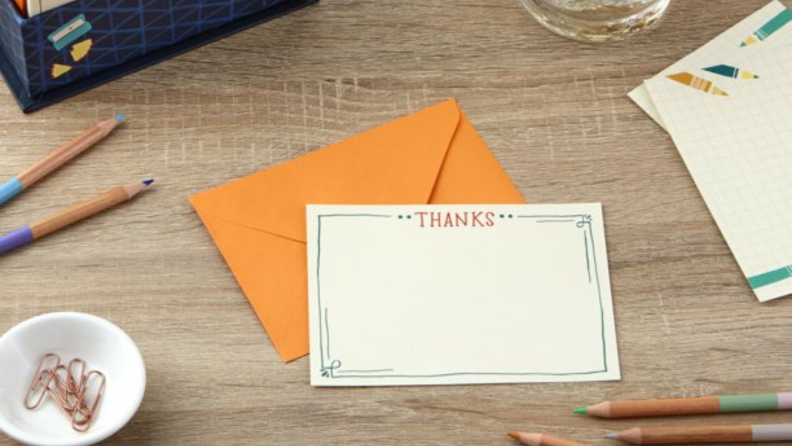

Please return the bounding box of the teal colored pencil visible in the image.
[703,65,759,80]
[741,9,792,47]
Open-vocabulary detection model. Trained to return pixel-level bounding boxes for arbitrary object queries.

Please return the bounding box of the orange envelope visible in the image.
[190,99,524,362]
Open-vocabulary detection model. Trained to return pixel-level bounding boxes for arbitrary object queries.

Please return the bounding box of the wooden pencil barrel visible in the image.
[17,126,105,187]
[539,434,592,446]
[30,186,129,239]
[638,426,753,444]
[611,397,720,418]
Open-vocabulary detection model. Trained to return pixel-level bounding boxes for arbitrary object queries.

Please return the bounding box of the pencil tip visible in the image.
[573,407,588,415]
[143,179,154,186]
[605,433,618,440]
[508,432,520,440]
[115,114,125,123]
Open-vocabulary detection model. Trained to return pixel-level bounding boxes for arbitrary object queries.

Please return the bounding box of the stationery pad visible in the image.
[644,13,792,302]
[628,1,788,130]
[307,204,620,386]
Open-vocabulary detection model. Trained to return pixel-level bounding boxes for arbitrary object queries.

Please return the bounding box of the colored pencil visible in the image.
[509,432,593,446]
[667,73,728,96]
[605,424,792,445]
[0,115,125,207]
[575,392,792,418]
[741,9,792,47]
[703,65,759,80]
[0,179,153,255]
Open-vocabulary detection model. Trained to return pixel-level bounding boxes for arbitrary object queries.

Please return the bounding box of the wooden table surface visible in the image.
[2,0,791,444]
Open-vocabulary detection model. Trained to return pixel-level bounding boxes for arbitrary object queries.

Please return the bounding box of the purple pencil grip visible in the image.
[0,227,34,255]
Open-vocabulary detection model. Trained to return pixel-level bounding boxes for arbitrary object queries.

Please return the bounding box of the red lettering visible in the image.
[485,212,496,227]
[416,211,498,228]
[455,213,468,226]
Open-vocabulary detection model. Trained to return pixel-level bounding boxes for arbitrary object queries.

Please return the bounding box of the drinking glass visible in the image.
[519,0,671,43]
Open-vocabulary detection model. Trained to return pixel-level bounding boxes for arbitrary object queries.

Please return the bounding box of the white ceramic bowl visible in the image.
[0,313,146,446]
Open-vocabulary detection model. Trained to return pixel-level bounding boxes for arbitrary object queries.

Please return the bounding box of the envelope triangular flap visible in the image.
[190,100,462,243]
[195,210,309,361]
[429,112,525,203]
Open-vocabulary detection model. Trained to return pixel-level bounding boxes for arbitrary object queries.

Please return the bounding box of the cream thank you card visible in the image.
[307,204,620,387]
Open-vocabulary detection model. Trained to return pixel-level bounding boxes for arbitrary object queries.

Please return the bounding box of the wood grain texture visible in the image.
[1,0,791,444]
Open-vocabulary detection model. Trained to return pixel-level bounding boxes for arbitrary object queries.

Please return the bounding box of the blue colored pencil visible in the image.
[0,179,153,255]
[0,115,124,207]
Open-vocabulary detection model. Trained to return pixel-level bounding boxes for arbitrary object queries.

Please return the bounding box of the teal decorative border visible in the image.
[315,212,609,380]
[747,265,792,289]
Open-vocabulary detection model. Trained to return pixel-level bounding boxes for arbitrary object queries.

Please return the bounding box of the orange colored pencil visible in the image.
[0,179,154,255]
[509,432,593,446]
[606,424,792,445]
[0,115,124,207]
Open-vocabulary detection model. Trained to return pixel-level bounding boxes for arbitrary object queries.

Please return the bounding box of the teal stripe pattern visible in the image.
[748,265,792,289]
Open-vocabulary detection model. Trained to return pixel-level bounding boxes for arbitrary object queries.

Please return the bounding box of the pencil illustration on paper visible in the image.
[703,65,759,80]
[741,8,791,47]
[667,72,728,96]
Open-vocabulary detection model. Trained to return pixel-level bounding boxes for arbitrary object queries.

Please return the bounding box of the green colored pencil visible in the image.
[576,392,792,418]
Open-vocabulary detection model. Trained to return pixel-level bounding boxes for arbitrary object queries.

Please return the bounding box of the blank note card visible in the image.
[645,7,792,301]
[307,204,620,387]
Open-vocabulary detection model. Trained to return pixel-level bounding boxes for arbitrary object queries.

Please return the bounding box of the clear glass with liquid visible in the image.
[519,0,671,43]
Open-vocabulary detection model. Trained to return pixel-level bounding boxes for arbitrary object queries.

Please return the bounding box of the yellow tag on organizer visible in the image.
[71,39,93,62]
[51,64,72,79]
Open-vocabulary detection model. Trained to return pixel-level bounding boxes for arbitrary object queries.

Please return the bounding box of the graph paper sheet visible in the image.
[644,6,792,302]
[629,1,789,130]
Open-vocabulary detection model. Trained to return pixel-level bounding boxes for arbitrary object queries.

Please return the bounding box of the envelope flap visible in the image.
[190,100,462,243]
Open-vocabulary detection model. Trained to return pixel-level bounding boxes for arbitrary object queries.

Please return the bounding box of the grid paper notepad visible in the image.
[642,1,792,302]
[629,1,789,130]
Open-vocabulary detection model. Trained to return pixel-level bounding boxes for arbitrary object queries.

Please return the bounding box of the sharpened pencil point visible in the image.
[605,433,618,440]
[508,432,521,440]
[574,407,588,415]
[143,179,154,186]
[115,114,126,123]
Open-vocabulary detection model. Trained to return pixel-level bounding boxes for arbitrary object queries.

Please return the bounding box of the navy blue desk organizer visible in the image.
[0,0,317,112]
